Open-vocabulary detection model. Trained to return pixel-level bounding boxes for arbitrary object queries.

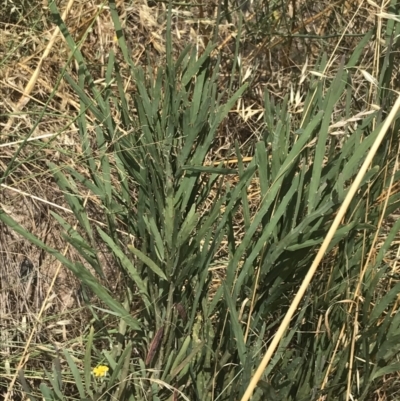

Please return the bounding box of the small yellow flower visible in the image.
[92,365,109,378]
[272,10,281,21]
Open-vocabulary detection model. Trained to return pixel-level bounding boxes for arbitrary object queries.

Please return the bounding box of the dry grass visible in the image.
[1,0,399,399]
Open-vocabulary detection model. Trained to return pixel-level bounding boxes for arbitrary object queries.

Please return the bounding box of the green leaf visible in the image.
[48,162,94,241]
[176,204,198,248]
[84,326,94,397]
[143,214,165,261]
[39,383,55,401]
[169,336,192,375]
[18,370,38,401]
[63,349,85,399]
[223,283,246,365]
[127,244,168,281]
[173,342,204,380]
[181,43,217,86]
[372,362,400,381]
[97,227,150,305]
[106,342,133,390]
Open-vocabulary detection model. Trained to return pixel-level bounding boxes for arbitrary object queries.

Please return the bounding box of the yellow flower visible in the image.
[272,10,281,21]
[92,365,109,378]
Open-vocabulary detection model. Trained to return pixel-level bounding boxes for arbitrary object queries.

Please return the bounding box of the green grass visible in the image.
[1,0,400,400]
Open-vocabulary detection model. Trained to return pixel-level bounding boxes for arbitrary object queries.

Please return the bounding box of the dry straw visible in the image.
[2,0,76,133]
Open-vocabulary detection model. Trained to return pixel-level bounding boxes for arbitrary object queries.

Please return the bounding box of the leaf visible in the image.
[169,336,192,375]
[143,214,165,261]
[18,370,38,401]
[39,383,54,400]
[372,362,400,381]
[106,342,133,390]
[48,162,94,241]
[84,326,94,398]
[223,283,246,365]
[173,342,204,380]
[63,349,85,399]
[176,204,198,248]
[127,244,168,281]
[97,227,150,305]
